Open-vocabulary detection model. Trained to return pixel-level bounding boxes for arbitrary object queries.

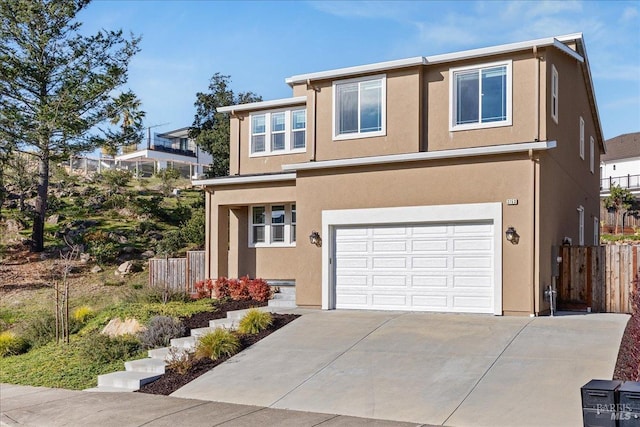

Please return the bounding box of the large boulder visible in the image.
[101,318,145,337]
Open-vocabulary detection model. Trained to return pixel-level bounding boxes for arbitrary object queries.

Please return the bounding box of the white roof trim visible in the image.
[285,33,584,85]
[283,141,557,171]
[217,96,307,113]
[192,173,296,187]
[285,57,426,85]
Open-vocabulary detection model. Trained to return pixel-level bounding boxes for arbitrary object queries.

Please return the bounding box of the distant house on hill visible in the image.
[600,132,640,197]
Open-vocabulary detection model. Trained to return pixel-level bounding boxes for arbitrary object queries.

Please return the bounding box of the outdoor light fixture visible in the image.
[309,231,322,247]
[505,226,519,244]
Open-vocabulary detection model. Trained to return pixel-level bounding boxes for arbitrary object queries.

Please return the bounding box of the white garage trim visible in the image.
[322,203,503,315]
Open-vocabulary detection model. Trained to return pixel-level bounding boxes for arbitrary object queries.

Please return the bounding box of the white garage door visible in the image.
[334,221,495,313]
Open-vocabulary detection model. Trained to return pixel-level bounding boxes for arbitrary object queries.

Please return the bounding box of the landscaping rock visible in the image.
[91,265,103,273]
[79,253,91,263]
[101,318,145,337]
[5,219,23,232]
[121,246,136,254]
[46,214,60,224]
[141,250,155,259]
[116,261,133,275]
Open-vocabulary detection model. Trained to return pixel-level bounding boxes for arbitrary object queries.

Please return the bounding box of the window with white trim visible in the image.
[577,206,584,246]
[250,109,306,156]
[450,60,512,131]
[551,65,559,123]
[333,75,386,139]
[590,136,595,174]
[249,204,296,247]
[593,217,599,246]
[579,116,584,159]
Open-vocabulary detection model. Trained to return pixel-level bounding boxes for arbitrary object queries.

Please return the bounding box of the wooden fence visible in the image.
[148,250,205,294]
[558,245,640,313]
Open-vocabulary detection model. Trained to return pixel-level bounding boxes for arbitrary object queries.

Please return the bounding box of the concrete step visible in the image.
[190,326,217,338]
[272,293,295,301]
[148,347,170,360]
[276,286,296,294]
[124,358,166,374]
[226,306,272,320]
[170,336,196,351]
[97,371,161,391]
[209,318,237,329]
[268,299,297,308]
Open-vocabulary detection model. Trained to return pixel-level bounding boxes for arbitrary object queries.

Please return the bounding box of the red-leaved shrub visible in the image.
[213,277,231,299]
[193,279,214,299]
[229,277,251,301]
[211,276,272,302]
[247,278,271,302]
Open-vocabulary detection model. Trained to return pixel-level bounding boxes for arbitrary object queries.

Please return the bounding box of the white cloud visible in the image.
[620,7,639,22]
[593,64,640,82]
[308,1,411,20]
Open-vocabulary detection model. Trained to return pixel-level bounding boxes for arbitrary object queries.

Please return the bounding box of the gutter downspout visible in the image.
[533,46,540,142]
[232,110,242,176]
[307,79,319,162]
[529,148,539,316]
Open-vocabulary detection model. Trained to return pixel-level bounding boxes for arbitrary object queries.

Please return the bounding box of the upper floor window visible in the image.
[551,65,559,124]
[333,75,386,140]
[579,116,585,159]
[250,109,306,156]
[450,61,512,131]
[249,204,296,247]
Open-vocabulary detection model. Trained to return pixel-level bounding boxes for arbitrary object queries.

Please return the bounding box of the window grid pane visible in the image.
[456,71,480,125]
[359,80,382,132]
[337,83,359,134]
[291,204,296,243]
[252,206,265,224]
[480,66,506,123]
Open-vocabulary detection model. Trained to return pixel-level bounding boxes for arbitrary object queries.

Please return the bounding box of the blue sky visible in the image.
[79,0,640,140]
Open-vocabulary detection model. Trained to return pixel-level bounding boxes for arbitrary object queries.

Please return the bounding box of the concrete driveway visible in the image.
[172,310,628,426]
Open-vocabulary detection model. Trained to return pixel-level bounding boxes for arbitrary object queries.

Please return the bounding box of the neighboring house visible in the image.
[193,33,603,316]
[116,127,212,178]
[600,132,640,231]
[600,132,640,197]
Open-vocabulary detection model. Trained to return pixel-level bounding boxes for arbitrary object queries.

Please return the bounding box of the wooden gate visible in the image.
[148,250,205,294]
[558,245,639,313]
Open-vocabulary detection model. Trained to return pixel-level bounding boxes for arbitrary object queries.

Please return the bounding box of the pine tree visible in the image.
[0,0,140,251]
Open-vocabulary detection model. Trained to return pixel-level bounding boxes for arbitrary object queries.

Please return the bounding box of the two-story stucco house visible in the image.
[193,33,603,316]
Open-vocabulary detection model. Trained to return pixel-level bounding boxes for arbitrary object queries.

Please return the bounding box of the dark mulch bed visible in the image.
[614,313,640,381]
[138,312,299,395]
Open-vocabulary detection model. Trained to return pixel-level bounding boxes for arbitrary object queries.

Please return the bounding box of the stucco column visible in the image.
[228,208,241,278]
[210,205,229,279]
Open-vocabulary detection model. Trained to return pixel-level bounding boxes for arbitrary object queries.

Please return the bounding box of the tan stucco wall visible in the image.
[426,51,541,151]
[536,49,602,313]
[293,156,536,315]
[207,181,297,279]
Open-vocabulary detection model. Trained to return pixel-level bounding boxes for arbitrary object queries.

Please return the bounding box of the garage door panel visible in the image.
[453,256,492,269]
[411,275,448,288]
[453,239,492,251]
[411,257,448,269]
[335,221,495,313]
[372,257,407,269]
[337,241,369,252]
[412,239,448,252]
[336,257,368,269]
[373,240,407,252]
[453,275,493,288]
[372,275,406,287]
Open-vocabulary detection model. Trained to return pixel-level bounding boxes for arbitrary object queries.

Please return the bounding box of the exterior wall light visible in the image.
[309,231,322,247]
[505,226,519,244]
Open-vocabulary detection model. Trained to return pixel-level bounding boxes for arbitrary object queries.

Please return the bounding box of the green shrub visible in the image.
[81,333,141,364]
[181,208,205,246]
[104,193,129,209]
[155,230,185,257]
[99,169,132,194]
[72,306,95,324]
[19,312,81,349]
[0,331,27,357]
[138,316,185,349]
[195,329,240,361]
[238,309,272,335]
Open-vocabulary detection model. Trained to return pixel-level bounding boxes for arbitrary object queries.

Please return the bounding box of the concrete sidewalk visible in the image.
[0,383,425,427]
[172,310,628,427]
